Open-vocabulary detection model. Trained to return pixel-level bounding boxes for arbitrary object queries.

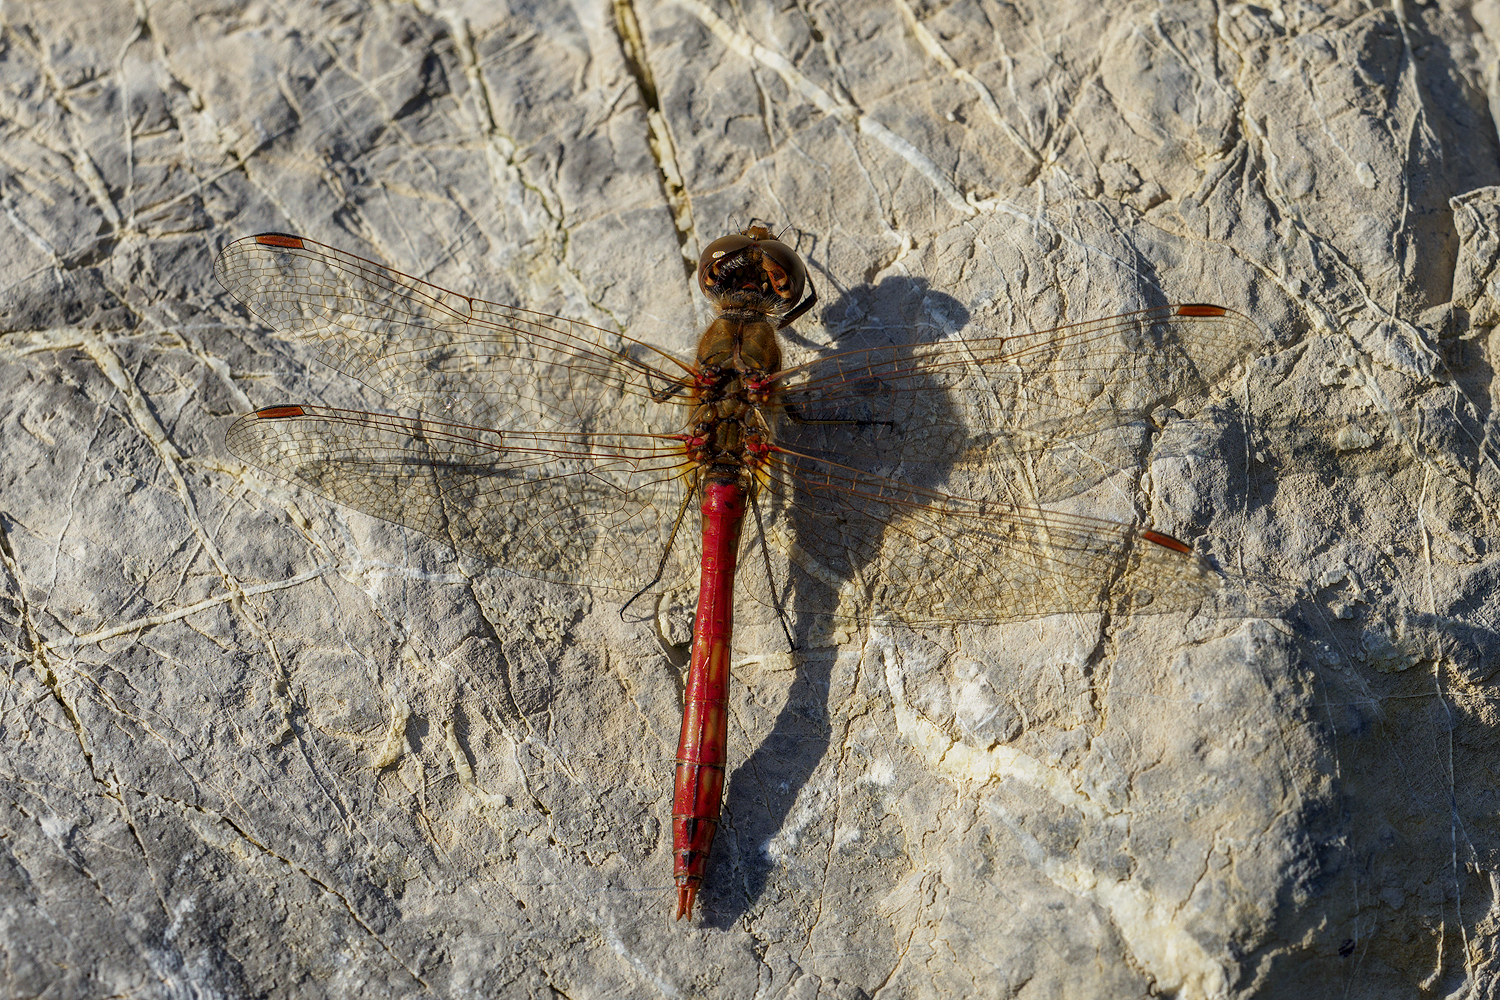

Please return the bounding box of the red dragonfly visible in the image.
[216,227,1259,920]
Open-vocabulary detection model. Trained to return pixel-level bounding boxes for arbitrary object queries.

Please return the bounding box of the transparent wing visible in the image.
[215,233,694,433]
[225,404,702,596]
[755,450,1217,626]
[777,305,1263,503]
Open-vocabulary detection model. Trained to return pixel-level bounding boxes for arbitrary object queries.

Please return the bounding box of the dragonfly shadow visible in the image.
[713,280,1272,920]
[807,274,971,351]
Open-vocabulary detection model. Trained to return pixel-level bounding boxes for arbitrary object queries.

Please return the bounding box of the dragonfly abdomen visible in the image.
[672,477,747,920]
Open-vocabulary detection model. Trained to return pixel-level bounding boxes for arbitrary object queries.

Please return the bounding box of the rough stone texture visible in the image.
[1,1,1498,997]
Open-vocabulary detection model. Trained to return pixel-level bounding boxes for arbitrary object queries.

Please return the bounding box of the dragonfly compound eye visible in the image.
[753,238,807,305]
[698,234,756,295]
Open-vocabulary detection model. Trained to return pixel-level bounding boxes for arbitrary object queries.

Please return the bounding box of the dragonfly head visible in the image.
[698,225,809,317]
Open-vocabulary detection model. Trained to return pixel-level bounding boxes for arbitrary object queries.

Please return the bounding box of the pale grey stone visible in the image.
[1,1,1498,998]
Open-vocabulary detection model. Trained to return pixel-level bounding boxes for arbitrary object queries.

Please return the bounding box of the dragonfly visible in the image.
[215,226,1261,920]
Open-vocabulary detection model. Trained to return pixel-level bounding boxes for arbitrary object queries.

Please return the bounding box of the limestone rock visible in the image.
[2,1,1497,997]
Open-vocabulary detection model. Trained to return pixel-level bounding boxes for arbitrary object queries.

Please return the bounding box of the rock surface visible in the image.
[2,1,1499,997]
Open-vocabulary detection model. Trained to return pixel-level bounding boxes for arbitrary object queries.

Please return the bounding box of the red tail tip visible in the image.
[1175,303,1227,317]
[675,883,697,921]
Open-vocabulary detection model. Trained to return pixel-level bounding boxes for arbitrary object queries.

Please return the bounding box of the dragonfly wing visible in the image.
[214,234,692,429]
[760,455,1217,626]
[227,404,702,597]
[778,304,1264,504]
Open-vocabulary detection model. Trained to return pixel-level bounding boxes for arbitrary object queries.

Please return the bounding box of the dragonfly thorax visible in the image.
[685,311,787,486]
[685,394,776,484]
[695,314,783,374]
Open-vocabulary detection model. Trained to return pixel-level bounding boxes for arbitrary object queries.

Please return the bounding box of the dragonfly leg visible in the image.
[777,275,818,329]
[620,479,699,619]
[748,488,797,653]
[783,401,895,431]
[649,371,698,404]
